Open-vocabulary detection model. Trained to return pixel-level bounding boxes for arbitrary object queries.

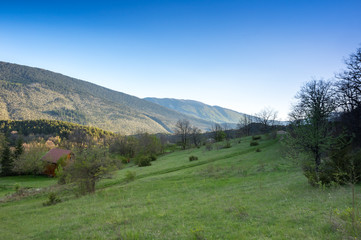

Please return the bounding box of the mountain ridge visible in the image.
[144,97,248,126]
[0,61,213,134]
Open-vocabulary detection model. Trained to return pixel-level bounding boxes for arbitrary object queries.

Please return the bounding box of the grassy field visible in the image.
[0,136,359,239]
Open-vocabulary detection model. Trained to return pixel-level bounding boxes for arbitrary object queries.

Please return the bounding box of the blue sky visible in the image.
[1,0,361,120]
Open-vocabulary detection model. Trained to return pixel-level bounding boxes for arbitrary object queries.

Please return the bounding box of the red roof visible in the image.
[41,148,72,164]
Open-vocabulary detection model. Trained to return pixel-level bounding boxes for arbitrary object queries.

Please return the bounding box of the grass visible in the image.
[0,175,56,197]
[0,136,359,239]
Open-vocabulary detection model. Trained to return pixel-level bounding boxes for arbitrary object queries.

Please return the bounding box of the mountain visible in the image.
[0,61,213,134]
[144,98,248,127]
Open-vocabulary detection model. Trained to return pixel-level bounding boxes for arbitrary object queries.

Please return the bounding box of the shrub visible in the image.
[332,206,361,239]
[268,131,277,139]
[12,142,47,176]
[137,155,151,167]
[256,148,261,152]
[125,171,136,182]
[43,192,61,206]
[149,154,157,161]
[214,130,226,142]
[189,156,198,161]
[250,141,259,146]
[224,141,232,148]
[252,136,261,140]
[190,227,205,240]
[65,147,115,194]
[55,165,67,185]
[120,156,129,164]
[14,183,21,193]
[205,142,213,151]
[300,139,361,187]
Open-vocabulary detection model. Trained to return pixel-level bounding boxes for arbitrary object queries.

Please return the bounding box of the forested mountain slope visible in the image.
[0,62,212,134]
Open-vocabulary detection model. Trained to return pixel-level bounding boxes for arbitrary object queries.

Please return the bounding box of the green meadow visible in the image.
[0,136,358,239]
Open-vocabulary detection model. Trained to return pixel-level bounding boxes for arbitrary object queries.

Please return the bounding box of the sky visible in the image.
[1,0,361,121]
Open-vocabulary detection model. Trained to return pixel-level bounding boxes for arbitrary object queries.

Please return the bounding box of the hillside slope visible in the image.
[0,137,351,239]
[144,97,248,125]
[0,62,212,134]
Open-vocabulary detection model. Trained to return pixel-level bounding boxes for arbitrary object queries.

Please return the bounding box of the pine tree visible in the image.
[14,137,24,160]
[1,143,13,176]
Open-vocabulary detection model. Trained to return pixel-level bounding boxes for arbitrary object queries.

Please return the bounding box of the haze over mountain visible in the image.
[144,98,248,127]
[0,61,213,134]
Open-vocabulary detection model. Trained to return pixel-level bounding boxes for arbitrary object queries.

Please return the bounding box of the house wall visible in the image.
[43,153,72,177]
[44,163,57,177]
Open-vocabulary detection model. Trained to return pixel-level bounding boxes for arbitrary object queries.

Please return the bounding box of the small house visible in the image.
[42,148,73,177]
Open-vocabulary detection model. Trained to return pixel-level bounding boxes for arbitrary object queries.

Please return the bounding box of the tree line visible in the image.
[0,119,114,139]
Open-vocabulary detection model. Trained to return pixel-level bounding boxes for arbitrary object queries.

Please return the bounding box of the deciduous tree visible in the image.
[13,142,47,176]
[289,80,337,173]
[65,147,115,194]
[175,119,192,150]
[238,115,253,136]
[191,126,202,147]
[255,107,278,132]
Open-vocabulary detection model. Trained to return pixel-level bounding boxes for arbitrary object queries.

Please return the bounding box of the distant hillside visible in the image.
[0,62,212,134]
[144,98,248,126]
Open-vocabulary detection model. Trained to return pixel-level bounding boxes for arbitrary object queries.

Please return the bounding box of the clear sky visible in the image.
[1,0,361,120]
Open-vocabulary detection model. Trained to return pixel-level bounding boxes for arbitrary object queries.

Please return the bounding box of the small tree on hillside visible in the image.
[175,119,192,150]
[238,115,253,136]
[288,80,337,182]
[212,123,226,142]
[255,107,278,133]
[191,126,202,147]
[136,133,162,156]
[65,147,115,194]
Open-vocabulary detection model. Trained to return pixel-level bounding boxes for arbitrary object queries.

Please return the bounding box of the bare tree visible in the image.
[238,115,253,136]
[175,119,192,150]
[336,46,361,111]
[255,107,278,132]
[336,46,361,146]
[191,126,202,147]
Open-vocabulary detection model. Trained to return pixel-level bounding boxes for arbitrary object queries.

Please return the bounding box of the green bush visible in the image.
[14,183,21,193]
[256,148,261,152]
[300,141,361,187]
[43,192,61,206]
[149,154,157,161]
[137,155,151,167]
[250,141,259,146]
[125,171,136,182]
[224,142,232,148]
[120,156,129,164]
[189,156,198,161]
[205,142,213,151]
[252,136,261,140]
[55,165,67,185]
[215,131,226,142]
[268,131,277,140]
